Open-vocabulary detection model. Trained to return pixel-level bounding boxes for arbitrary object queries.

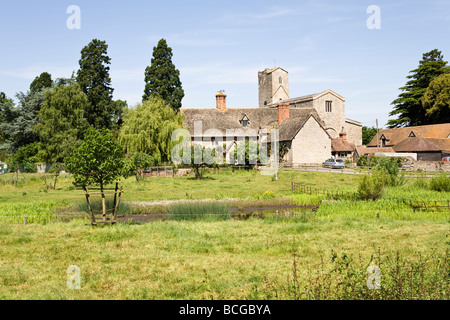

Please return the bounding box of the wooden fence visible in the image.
[291,181,359,201]
[291,181,450,211]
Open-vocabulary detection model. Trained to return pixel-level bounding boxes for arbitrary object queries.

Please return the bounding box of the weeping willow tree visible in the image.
[118,96,185,166]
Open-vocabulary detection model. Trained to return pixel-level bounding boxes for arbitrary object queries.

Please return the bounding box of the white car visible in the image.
[322,158,345,169]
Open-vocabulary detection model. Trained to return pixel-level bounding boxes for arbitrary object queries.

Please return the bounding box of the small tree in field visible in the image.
[65,127,126,223]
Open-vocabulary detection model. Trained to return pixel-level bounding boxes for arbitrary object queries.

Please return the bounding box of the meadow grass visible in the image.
[0,169,448,299]
[0,216,448,300]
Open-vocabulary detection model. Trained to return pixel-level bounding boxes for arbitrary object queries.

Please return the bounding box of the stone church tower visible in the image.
[258,67,289,108]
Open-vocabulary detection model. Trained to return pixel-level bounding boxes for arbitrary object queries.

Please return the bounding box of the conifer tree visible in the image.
[388,49,448,128]
[77,39,117,129]
[143,39,184,111]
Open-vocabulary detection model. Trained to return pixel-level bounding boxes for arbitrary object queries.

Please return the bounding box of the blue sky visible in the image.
[1,0,449,128]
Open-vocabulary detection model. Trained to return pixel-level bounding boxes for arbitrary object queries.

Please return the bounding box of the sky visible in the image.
[1,0,449,128]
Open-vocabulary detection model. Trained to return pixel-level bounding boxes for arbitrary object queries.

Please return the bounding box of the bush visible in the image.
[357,169,385,200]
[376,157,405,187]
[430,172,450,192]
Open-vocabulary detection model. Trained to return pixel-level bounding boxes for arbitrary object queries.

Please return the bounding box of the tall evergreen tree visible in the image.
[143,39,184,111]
[76,39,117,129]
[30,72,53,92]
[388,49,448,128]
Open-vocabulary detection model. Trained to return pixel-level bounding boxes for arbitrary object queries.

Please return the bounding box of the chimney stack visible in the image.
[339,131,347,141]
[216,90,227,111]
[277,102,290,125]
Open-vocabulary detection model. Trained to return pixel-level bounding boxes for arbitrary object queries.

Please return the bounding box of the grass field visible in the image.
[0,169,448,299]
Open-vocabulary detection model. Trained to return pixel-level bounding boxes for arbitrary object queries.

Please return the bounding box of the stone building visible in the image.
[181,67,362,165]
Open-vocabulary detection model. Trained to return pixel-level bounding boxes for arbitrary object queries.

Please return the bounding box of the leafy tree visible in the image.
[65,127,126,222]
[388,49,448,128]
[34,83,89,164]
[77,39,119,129]
[125,152,156,181]
[30,72,53,93]
[362,126,378,145]
[11,142,40,164]
[143,38,185,111]
[65,127,126,188]
[190,144,217,179]
[0,89,46,152]
[422,73,450,124]
[118,96,184,165]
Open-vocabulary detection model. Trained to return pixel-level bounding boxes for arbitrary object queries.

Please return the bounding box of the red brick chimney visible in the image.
[277,102,290,124]
[216,90,227,111]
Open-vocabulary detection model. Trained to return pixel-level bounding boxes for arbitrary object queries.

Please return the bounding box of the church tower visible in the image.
[258,67,289,108]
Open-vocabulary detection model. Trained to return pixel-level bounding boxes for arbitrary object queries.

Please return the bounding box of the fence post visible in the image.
[23,216,26,225]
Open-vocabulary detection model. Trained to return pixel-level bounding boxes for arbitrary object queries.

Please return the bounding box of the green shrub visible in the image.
[357,169,385,200]
[430,172,450,192]
[376,157,405,187]
[168,202,231,221]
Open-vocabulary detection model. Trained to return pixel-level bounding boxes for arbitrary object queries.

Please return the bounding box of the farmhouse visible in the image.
[367,123,450,161]
[181,67,362,165]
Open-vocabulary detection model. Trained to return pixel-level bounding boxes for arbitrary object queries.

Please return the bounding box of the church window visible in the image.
[325,101,332,112]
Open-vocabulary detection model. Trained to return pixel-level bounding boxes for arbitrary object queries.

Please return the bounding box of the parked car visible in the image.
[442,156,450,162]
[322,158,345,169]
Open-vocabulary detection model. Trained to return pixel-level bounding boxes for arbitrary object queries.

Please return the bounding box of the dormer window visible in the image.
[240,115,250,128]
[380,134,387,147]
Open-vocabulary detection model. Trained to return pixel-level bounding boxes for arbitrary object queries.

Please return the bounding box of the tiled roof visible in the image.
[355,146,395,156]
[393,137,450,152]
[367,123,450,147]
[332,139,356,152]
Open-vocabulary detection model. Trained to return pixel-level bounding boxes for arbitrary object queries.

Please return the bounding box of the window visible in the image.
[211,137,218,146]
[325,101,332,112]
[240,115,250,128]
[279,77,283,84]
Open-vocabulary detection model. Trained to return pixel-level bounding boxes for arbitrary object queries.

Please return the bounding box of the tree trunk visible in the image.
[83,186,95,225]
[100,181,106,222]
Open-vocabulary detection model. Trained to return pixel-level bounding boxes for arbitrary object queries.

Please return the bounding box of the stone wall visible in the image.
[345,119,362,146]
[291,117,331,164]
[312,92,346,140]
[401,160,450,172]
